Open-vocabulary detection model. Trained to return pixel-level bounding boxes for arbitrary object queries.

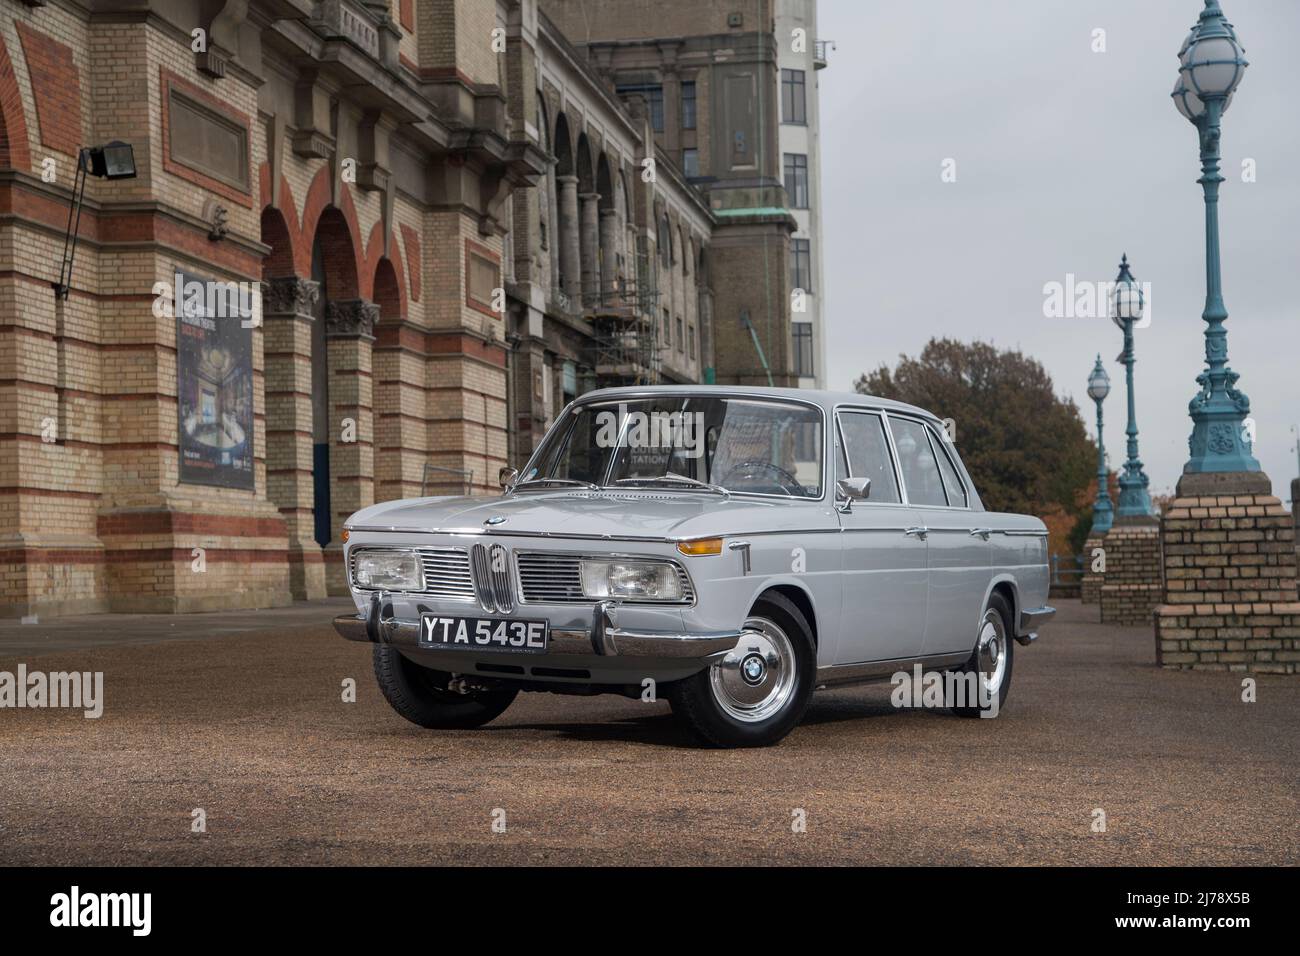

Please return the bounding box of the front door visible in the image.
[833,410,929,664]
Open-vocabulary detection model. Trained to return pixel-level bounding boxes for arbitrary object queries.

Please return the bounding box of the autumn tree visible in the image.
[855,339,1099,553]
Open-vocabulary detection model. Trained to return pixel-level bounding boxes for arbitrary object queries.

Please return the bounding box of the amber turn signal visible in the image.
[341,529,350,543]
[676,537,722,556]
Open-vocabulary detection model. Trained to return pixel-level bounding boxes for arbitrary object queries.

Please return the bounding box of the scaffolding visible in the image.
[585,236,663,387]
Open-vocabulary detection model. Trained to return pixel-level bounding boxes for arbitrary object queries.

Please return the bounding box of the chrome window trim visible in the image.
[513,549,697,608]
[922,421,971,510]
[883,413,953,509]
[514,391,830,503]
[833,407,907,507]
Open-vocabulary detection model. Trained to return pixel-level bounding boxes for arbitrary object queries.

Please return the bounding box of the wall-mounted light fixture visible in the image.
[52,141,137,301]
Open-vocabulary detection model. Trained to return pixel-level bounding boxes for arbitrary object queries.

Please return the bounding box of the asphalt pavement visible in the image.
[1,599,1295,865]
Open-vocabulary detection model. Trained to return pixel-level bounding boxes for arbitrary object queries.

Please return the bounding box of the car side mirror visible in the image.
[835,477,870,512]
[499,466,519,491]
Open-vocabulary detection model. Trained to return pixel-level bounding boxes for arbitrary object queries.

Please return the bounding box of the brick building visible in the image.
[0,0,816,618]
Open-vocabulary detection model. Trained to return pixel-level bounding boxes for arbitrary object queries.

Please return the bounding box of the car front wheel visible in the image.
[372,645,518,729]
[668,592,815,748]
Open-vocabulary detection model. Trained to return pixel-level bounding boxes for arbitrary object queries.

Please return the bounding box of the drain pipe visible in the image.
[740,310,774,387]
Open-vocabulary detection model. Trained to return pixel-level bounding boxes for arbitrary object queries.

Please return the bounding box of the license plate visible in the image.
[418,615,549,653]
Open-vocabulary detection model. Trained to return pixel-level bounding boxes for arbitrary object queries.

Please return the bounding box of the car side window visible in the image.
[927,426,968,508]
[888,416,947,507]
[838,412,900,503]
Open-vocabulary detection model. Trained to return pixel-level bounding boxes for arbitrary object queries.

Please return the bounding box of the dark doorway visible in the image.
[310,237,331,548]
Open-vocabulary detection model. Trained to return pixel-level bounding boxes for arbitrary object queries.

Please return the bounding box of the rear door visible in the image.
[885,415,992,657]
[833,409,929,664]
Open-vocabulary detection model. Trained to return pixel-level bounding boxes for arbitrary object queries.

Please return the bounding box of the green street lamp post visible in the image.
[1111,254,1154,518]
[1171,0,1259,476]
[1087,355,1114,535]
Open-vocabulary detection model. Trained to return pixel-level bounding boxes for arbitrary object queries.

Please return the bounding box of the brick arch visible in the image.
[365,220,408,319]
[299,165,364,293]
[0,34,31,170]
[372,257,403,323]
[259,206,296,280]
[257,162,304,277]
[313,207,360,300]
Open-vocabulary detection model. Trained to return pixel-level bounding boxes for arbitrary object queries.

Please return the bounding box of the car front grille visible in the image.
[417,549,477,602]
[516,552,695,605]
[471,542,515,613]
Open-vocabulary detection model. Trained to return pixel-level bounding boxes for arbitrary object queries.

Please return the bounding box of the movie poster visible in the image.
[175,270,255,489]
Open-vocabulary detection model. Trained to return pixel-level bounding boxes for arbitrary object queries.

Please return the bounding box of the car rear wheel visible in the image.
[668,592,815,748]
[373,645,518,729]
[951,592,1015,718]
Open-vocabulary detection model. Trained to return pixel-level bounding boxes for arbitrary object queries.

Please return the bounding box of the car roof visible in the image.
[572,385,940,423]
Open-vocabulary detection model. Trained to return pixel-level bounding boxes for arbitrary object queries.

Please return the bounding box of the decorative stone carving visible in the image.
[325,299,379,339]
[204,198,229,241]
[263,277,320,317]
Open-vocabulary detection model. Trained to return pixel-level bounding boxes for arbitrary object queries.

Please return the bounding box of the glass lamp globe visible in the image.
[1111,255,1144,329]
[1172,5,1247,121]
[1087,357,1111,403]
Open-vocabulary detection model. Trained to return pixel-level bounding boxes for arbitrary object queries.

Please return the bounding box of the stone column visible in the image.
[557,175,580,300]
[1080,534,1105,605]
[1156,473,1300,672]
[372,313,422,505]
[324,299,378,595]
[263,277,327,601]
[599,207,620,298]
[1099,516,1162,625]
[579,191,600,305]
[1293,477,1300,562]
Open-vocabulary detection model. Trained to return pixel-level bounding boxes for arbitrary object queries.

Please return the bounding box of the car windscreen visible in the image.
[522,396,823,498]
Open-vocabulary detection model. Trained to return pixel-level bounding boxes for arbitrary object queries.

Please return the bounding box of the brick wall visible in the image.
[1099,520,1162,626]
[1156,492,1300,673]
[1080,534,1104,605]
[14,22,82,157]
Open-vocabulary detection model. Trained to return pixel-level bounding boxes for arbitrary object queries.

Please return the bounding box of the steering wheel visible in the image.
[719,459,803,496]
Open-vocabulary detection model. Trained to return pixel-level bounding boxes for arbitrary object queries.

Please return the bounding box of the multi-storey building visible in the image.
[776,0,828,389]
[543,0,805,391]
[0,0,823,619]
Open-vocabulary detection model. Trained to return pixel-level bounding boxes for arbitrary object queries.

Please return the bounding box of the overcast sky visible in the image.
[819,0,1300,500]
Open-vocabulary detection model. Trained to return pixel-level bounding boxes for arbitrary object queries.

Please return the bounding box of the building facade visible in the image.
[0,0,823,619]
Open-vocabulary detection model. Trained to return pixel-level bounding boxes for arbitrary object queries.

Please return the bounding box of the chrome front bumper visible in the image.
[333,594,742,660]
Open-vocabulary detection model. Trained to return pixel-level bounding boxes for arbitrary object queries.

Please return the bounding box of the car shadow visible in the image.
[800,691,910,726]
[494,688,919,746]
[490,712,709,749]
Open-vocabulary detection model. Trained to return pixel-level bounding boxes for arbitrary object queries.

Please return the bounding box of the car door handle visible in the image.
[969,527,993,539]
[904,526,929,539]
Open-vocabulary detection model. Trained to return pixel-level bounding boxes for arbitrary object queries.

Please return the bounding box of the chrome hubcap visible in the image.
[976,610,1007,697]
[710,617,797,723]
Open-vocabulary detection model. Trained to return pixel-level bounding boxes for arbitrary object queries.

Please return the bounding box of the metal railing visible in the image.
[421,464,474,497]
[1050,553,1085,587]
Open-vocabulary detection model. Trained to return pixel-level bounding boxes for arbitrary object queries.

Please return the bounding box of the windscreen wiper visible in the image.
[613,473,730,496]
[514,477,600,490]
